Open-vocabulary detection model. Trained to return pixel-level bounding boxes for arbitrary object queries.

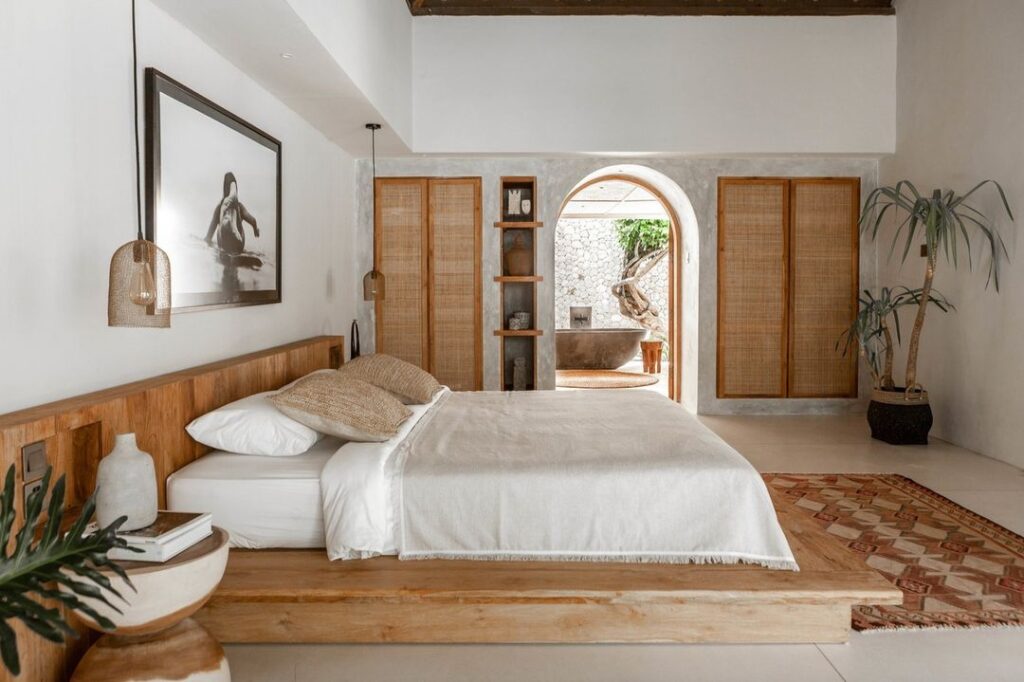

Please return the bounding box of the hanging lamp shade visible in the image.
[108,239,171,327]
[362,122,385,302]
[362,269,385,301]
[107,0,171,327]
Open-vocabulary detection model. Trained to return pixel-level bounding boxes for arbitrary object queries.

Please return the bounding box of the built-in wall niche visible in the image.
[495,177,543,391]
[501,229,535,277]
[499,177,538,224]
[501,336,536,391]
[501,282,535,330]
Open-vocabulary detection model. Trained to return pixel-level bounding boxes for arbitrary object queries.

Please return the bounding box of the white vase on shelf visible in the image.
[96,433,158,531]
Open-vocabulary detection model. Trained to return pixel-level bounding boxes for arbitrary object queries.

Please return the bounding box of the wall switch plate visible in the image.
[24,479,46,510]
[22,441,48,483]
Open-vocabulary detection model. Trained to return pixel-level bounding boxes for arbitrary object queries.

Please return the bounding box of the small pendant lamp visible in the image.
[108,0,170,327]
[362,123,385,302]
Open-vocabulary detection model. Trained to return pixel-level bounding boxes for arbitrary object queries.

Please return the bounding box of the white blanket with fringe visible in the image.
[387,390,797,570]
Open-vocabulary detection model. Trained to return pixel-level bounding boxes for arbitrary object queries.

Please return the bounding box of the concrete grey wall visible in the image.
[356,156,878,415]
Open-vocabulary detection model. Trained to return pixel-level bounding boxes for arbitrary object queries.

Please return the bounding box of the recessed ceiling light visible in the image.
[280,52,294,59]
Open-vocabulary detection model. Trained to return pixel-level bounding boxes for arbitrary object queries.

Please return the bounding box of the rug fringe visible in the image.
[857,621,1024,635]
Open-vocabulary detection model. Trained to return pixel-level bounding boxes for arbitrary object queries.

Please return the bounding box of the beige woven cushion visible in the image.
[270,373,412,442]
[337,354,441,405]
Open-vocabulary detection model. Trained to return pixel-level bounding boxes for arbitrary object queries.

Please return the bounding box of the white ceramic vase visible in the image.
[96,433,158,531]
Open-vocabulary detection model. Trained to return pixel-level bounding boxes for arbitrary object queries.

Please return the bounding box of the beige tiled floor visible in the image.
[224,414,1024,681]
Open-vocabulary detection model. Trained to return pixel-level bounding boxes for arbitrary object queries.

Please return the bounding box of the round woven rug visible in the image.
[555,369,659,389]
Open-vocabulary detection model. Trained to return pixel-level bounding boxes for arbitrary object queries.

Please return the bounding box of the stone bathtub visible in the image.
[556,328,648,370]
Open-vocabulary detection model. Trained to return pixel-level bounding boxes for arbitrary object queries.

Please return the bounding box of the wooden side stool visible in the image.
[70,527,231,681]
[640,340,663,374]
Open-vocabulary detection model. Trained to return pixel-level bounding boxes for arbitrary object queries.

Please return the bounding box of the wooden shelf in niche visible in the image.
[498,176,542,391]
[494,221,544,229]
[494,329,544,337]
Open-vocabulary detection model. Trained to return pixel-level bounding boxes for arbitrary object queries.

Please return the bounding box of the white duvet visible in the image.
[321,389,797,570]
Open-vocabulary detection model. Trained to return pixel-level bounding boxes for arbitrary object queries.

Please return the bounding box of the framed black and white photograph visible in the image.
[145,68,281,312]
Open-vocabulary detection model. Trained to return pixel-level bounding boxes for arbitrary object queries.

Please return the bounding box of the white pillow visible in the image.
[186,392,322,456]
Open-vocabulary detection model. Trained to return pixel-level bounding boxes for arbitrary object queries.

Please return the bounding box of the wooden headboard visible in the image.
[0,336,344,520]
[0,336,343,681]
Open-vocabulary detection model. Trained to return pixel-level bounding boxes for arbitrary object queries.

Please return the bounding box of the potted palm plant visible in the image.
[0,466,133,676]
[840,287,952,443]
[859,181,1013,444]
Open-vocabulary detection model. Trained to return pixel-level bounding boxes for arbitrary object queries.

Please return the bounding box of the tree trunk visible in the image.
[905,253,936,389]
[611,247,667,333]
[861,346,880,389]
[880,322,895,389]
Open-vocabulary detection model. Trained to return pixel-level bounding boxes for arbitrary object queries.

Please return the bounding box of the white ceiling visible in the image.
[560,180,669,219]
[151,0,410,156]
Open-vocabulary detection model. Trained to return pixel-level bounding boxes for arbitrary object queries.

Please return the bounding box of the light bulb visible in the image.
[128,259,157,307]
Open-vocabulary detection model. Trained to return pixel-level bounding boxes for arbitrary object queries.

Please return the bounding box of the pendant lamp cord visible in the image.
[370,125,377,268]
[131,0,143,241]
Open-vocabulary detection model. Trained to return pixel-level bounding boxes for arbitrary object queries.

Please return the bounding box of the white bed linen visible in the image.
[320,389,796,570]
[167,437,343,549]
[320,390,446,560]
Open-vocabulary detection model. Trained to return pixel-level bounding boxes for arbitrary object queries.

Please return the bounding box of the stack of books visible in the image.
[89,511,213,563]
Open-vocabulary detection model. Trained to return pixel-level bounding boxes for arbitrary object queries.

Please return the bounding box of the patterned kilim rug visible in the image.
[765,473,1024,632]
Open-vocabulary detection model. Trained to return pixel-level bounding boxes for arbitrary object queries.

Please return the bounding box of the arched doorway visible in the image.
[555,166,699,410]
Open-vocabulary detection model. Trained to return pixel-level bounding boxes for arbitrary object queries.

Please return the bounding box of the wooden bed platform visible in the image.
[0,337,899,680]
[195,489,902,645]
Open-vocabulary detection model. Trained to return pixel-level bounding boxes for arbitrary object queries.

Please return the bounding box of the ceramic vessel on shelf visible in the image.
[96,432,158,531]
[512,357,528,391]
[504,234,532,276]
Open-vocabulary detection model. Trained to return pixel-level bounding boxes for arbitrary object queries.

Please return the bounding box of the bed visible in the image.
[171,387,797,571]
[2,336,898,657]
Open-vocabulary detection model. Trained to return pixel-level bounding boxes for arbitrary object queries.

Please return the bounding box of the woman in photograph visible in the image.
[205,171,259,255]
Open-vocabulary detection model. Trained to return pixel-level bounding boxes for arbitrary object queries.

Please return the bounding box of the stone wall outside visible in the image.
[554,218,668,331]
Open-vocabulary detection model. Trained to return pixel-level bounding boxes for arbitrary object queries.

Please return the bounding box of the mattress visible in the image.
[167,437,343,549]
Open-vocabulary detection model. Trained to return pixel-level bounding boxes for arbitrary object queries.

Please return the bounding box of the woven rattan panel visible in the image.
[789,179,859,397]
[428,179,481,390]
[717,179,788,397]
[376,179,429,369]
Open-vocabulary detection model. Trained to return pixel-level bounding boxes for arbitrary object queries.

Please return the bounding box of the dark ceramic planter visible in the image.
[867,388,933,445]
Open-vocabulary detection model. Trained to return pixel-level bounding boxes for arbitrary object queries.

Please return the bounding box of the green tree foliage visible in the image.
[614,219,669,259]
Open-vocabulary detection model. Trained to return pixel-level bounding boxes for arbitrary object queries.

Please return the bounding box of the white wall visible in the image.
[0,0,357,414]
[880,0,1024,467]
[286,0,413,146]
[413,15,896,155]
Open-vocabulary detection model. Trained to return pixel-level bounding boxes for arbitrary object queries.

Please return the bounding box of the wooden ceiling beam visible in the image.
[406,1,894,17]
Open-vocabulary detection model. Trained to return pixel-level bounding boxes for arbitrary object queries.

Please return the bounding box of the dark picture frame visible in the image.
[145,68,282,312]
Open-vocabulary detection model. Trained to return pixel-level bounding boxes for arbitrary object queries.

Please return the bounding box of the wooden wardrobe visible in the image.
[717,177,860,399]
[374,177,483,391]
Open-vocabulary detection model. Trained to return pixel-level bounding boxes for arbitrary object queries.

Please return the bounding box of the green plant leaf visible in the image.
[0,465,138,677]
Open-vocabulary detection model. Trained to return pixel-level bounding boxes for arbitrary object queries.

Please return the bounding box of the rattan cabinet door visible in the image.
[428,178,482,391]
[788,179,859,398]
[717,178,790,398]
[375,178,430,370]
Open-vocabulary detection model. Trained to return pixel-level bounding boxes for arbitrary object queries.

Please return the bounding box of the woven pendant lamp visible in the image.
[108,0,171,327]
[362,123,385,302]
